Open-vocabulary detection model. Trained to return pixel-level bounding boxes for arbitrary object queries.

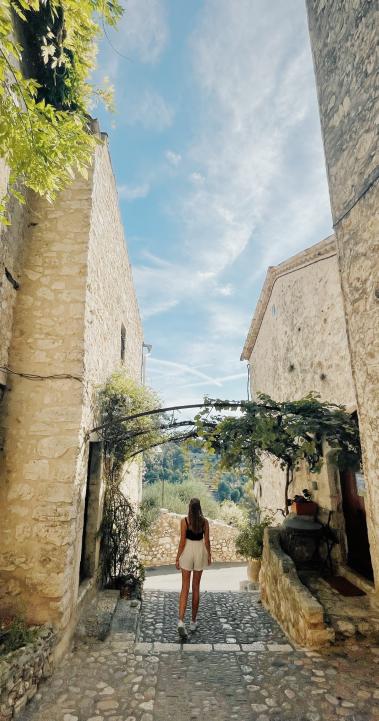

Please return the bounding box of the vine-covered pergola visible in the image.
[94,372,361,590]
[92,376,361,514]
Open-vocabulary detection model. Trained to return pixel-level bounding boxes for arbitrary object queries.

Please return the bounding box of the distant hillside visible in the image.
[143,441,248,503]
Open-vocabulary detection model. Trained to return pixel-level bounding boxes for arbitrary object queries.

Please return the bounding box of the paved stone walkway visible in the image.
[138,591,288,646]
[19,591,379,721]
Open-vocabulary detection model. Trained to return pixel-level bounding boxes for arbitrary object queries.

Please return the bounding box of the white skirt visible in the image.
[179,539,209,572]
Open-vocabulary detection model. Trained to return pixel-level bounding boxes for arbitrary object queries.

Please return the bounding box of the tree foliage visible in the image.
[97,372,162,591]
[142,478,221,521]
[235,515,273,559]
[0,0,123,223]
[195,393,361,514]
[97,371,162,475]
[91,392,361,521]
[143,440,248,503]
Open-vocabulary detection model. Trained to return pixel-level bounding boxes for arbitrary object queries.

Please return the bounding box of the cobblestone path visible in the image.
[19,591,379,721]
[138,591,287,645]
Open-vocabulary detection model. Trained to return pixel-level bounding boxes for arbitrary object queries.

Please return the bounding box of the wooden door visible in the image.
[340,469,373,580]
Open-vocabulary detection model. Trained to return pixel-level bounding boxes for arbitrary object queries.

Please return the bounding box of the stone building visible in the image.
[306,1,379,590]
[0,123,144,649]
[241,235,374,584]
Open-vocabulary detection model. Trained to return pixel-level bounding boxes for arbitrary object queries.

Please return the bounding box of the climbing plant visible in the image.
[195,394,361,514]
[91,392,361,526]
[97,372,163,593]
[0,0,123,223]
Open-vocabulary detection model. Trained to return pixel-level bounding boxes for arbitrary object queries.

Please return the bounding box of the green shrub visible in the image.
[138,496,160,541]
[0,616,38,655]
[143,479,221,519]
[235,515,273,559]
[218,500,247,527]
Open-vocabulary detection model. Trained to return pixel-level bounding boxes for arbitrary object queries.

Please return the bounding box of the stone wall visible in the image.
[83,135,143,506]
[0,628,55,721]
[140,510,242,566]
[246,236,355,409]
[0,160,27,380]
[242,237,355,548]
[260,528,334,648]
[306,0,379,590]
[0,132,143,633]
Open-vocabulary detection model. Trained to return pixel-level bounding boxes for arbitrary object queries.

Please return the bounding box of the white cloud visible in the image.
[182,372,247,390]
[177,0,332,275]
[142,299,179,319]
[118,183,150,201]
[149,358,223,385]
[189,172,205,185]
[133,0,333,405]
[215,284,234,297]
[126,89,174,131]
[106,0,168,66]
[166,150,182,166]
[146,357,248,410]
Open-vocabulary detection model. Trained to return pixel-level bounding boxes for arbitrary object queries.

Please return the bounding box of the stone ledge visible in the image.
[140,509,241,567]
[260,528,335,648]
[132,641,295,653]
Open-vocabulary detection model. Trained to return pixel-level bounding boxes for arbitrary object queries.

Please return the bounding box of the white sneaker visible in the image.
[177,620,188,639]
[190,621,198,632]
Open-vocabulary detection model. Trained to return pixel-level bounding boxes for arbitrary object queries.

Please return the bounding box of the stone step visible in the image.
[328,614,379,643]
[76,590,120,641]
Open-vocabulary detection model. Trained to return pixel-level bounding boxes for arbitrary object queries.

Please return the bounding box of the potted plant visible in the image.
[235,515,272,582]
[290,490,318,517]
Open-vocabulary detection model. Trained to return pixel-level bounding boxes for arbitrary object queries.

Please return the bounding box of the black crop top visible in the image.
[185,517,204,540]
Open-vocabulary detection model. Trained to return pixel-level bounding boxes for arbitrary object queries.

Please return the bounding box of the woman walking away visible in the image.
[175,497,212,639]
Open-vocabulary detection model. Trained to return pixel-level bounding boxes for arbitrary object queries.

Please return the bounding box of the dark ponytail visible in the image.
[188,497,204,534]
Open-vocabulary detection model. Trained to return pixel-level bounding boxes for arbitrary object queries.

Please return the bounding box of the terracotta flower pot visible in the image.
[291,501,318,516]
[247,558,261,583]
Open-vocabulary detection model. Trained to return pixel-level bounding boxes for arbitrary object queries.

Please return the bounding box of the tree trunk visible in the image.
[284,464,293,515]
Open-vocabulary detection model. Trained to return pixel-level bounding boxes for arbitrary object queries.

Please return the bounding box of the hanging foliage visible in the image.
[97,372,163,593]
[195,393,361,514]
[91,391,361,530]
[0,0,123,223]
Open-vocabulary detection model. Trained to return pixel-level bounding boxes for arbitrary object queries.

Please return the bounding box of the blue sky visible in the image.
[94,0,332,407]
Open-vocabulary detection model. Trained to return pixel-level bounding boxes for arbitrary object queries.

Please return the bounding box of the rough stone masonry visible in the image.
[0,129,143,648]
[306,0,379,590]
[140,510,242,567]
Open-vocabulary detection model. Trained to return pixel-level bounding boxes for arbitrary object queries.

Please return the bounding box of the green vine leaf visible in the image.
[0,0,124,223]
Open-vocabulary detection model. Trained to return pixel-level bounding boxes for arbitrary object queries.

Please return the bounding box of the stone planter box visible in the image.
[260,528,334,648]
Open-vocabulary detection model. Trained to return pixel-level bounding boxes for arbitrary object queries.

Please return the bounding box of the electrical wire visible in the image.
[0,365,82,382]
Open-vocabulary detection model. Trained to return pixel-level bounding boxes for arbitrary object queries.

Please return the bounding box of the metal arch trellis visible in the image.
[88,399,246,437]
[87,399,249,460]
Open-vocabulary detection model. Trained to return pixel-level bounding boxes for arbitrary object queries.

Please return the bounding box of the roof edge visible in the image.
[240,234,337,361]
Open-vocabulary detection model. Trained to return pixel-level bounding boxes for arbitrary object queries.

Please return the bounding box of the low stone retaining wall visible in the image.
[140,510,242,567]
[0,627,55,720]
[260,528,334,648]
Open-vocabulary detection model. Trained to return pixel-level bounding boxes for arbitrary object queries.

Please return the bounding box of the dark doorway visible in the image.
[80,442,103,583]
[340,469,373,581]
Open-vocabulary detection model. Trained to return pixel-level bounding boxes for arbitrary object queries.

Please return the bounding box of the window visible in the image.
[121,324,126,363]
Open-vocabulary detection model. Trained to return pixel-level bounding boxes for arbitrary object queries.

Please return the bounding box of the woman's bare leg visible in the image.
[179,570,191,621]
[192,570,203,622]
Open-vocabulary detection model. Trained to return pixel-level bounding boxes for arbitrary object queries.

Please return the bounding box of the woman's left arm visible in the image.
[176,518,187,570]
[204,519,212,565]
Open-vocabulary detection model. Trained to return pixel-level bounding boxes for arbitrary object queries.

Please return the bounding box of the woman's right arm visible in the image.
[204,519,212,565]
[176,518,187,570]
